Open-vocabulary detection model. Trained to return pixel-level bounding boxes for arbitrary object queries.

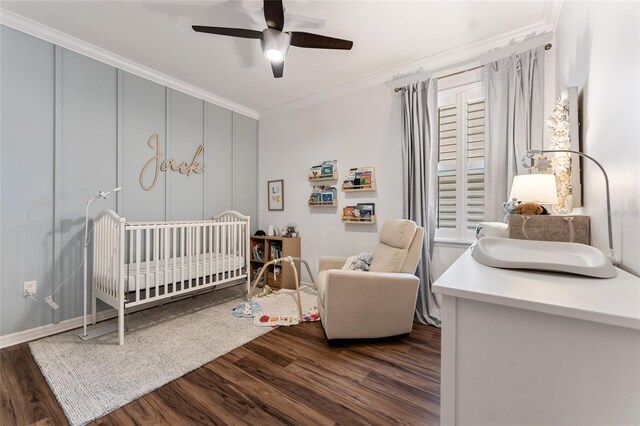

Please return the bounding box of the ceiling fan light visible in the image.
[261,28,290,62]
[264,49,285,62]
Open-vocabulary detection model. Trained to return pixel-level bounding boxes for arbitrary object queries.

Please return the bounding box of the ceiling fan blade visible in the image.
[289,32,353,50]
[192,26,262,39]
[264,0,285,31]
[271,61,284,78]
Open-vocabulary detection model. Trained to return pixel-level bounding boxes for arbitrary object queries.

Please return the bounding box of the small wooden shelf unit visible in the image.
[309,172,338,182]
[250,236,301,290]
[342,166,376,192]
[308,200,337,207]
[341,216,377,224]
[342,184,377,192]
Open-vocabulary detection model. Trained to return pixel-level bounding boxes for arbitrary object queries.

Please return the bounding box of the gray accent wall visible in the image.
[0,26,258,336]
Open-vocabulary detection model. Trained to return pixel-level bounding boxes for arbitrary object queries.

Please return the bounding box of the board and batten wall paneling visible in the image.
[205,104,234,217]
[120,71,167,222]
[58,48,118,321]
[0,25,258,340]
[233,113,259,232]
[0,26,55,335]
[167,89,204,221]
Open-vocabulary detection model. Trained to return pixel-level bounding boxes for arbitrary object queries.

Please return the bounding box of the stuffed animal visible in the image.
[342,252,373,271]
[515,201,544,215]
[281,223,299,238]
[502,198,520,223]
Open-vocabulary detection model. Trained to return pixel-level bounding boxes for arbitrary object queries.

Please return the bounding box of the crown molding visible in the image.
[543,0,564,31]
[0,8,259,120]
[260,18,554,119]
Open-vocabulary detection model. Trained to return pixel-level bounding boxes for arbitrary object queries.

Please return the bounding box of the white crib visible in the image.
[91,209,251,345]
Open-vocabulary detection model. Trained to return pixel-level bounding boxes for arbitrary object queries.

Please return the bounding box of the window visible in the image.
[436,80,485,241]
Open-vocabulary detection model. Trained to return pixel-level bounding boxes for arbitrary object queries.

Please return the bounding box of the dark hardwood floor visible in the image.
[1,322,441,425]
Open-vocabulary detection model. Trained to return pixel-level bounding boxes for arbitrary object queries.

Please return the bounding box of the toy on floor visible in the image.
[232,300,262,318]
[246,256,317,320]
[255,285,276,298]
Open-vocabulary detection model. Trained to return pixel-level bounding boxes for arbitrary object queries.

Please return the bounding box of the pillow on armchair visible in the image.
[369,220,417,273]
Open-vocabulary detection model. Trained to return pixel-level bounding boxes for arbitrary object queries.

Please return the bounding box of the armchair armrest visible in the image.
[318,256,348,273]
[324,270,420,294]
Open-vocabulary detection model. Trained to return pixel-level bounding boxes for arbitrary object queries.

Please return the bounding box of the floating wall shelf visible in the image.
[342,183,377,192]
[342,216,377,225]
[309,172,338,182]
[342,166,376,192]
[309,200,337,207]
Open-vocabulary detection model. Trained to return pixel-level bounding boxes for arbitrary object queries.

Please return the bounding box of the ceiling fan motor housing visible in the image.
[261,28,291,62]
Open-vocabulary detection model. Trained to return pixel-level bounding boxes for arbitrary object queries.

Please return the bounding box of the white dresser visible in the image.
[433,250,640,426]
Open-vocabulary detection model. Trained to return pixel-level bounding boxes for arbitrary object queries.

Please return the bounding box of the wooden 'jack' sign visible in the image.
[140,133,205,191]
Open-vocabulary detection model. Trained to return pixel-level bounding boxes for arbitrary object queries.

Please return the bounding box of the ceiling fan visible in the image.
[192,0,353,78]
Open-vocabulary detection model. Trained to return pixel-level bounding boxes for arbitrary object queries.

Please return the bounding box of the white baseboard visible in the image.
[0,308,119,349]
[0,281,245,349]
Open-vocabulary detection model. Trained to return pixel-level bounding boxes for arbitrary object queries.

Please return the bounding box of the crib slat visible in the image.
[215,224,220,280]
[108,219,113,297]
[145,228,150,301]
[187,226,192,290]
[164,227,169,295]
[154,228,159,296]
[181,226,185,288]
[135,230,141,303]
[209,225,213,285]
[222,225,227,280]
[232,223,236,279]
[172,227,177,290]
[196,225,201,288]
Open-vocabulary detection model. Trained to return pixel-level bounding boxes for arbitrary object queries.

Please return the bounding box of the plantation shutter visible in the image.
[437,105,458,229]
[436,81,485,239]
[466,99,485,229]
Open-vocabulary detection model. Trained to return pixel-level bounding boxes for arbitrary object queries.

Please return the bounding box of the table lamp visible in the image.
[509,174,558,205]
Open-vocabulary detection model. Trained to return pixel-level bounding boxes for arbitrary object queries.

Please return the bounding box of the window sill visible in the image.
[434,238,475,248]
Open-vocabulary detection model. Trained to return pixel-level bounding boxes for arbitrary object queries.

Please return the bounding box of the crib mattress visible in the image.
[125,253,245,292]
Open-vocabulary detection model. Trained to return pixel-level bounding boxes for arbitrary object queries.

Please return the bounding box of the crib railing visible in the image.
[124,219,249,306]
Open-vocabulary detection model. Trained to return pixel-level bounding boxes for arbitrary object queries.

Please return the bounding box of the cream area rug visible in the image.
[29,285,276,426]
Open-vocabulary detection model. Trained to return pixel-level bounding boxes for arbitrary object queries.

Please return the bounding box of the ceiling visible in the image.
[1,1,549,113]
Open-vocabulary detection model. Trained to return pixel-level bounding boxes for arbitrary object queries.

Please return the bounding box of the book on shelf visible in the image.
[309,165,322,179]
[250,240,264,262]
[269,241,283,260]
[342,203,375,220]
[343,167,374,189]
[309,185,336,204]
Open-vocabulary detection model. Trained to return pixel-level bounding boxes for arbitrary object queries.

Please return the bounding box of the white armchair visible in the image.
[316,219,425,339]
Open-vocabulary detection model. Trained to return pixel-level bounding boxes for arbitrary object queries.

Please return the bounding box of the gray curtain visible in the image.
[401,78,440,327]
[484,46,545,221]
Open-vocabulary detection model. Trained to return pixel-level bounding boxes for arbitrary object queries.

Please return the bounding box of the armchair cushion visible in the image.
[379,219,417,249]
[369,220,418,273]
[369,244,406,273]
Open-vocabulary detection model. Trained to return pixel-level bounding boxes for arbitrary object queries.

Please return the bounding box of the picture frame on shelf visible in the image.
[268,179,284,211]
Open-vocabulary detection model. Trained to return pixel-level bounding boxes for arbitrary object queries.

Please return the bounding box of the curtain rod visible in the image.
[394,43,552,92]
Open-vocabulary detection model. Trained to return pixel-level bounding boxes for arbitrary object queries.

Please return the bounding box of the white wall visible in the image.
[555,1,640,275]
[258,84,467,281]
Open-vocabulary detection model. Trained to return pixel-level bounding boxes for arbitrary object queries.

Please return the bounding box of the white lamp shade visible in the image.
[509,174,558,204]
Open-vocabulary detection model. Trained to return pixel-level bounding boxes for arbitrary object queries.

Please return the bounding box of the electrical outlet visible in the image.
[24,280,37,296]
